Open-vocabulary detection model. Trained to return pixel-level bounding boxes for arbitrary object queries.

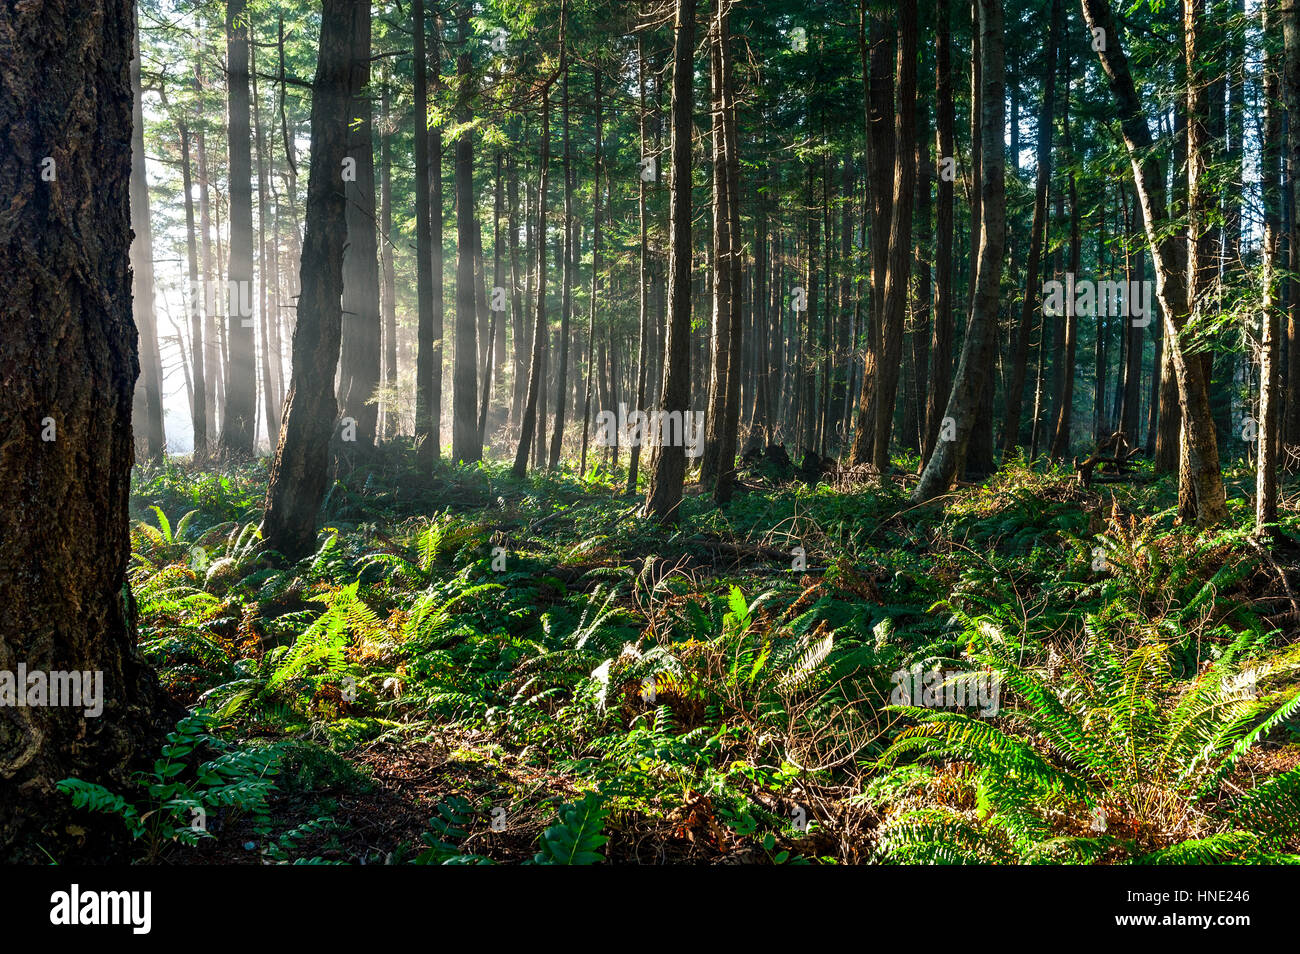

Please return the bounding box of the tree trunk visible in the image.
[716,3,744,503]
[218,0,257,459]
[629,22,652,493]
[701,13,732,487]
[180,118,208,459]
[452,9,480,463]
[914,0,1005,503]
[482,153,505,445]
[508,149,526,431]
[849,7,895,464]
[871,0,919,473]
[261,0,354,560]
[1048,60,1077,461]
[513,28,564,477]
[1081,0,1227,526]
[0,0,164,857]
[1259,0,1282,531]
[197,124,220,441]
[1002,0,1061,457]
[547,45,575,470]
[645,0,696,524]
[130,24,165,460]
[1283,1,1300,456]
[338,0,380,451]
[380,74,399,441]
[413,0,440,466]
[580,73,603,476]
[925,0,956,461]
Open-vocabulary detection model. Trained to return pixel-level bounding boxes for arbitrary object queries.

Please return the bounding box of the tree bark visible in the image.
[218,0,257,459]
[1002,0,1061,457]
[0,0,165,857]
[130,25,166,461]
[513,16,565,478]
[380,73,399,440]
[644,0,697,525]
[547,44,574,470]
[338,0,380,451]
[1259,0,1282,531]
[1080,0,1226,526]
[180,116,208,460]
[924,0,956,461]
[261,0,355,560]
[452,9,480,463]
[913,0,1005,503]
[871,0,919,473]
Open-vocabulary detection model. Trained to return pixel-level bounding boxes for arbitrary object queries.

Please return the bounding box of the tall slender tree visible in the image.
[261,0,357,559]
[645,0,697,524]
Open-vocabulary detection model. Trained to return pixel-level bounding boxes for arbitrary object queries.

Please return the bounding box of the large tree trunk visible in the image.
[1081,0,1226,525]
[1181,0,1217,520]
[338,0,380,451]
[913,0,1005,503]
[0,0,164,857]
[644,0,696,524]
[261,0,355,560]
[218,0,257,459]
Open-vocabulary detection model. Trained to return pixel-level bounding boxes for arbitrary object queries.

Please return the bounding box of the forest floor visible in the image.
[83,445,1300,864]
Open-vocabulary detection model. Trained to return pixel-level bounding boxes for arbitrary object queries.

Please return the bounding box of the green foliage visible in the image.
[58,710,282,863]
[126,452,1300,866]
[875,613,1300,864]
[531,793,609,865]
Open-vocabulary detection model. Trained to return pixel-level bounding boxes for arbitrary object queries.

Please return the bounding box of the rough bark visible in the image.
[0,0,165,858]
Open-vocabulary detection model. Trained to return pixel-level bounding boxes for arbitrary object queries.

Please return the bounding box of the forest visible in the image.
[2,0,1300,881]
